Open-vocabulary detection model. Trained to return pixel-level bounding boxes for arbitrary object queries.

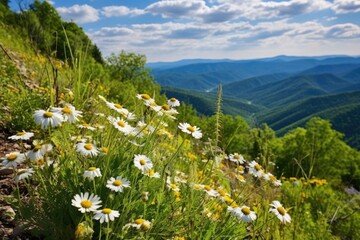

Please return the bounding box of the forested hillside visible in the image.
[1,1,360,239]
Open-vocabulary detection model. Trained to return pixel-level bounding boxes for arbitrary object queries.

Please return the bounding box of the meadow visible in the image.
[1,1,360,239]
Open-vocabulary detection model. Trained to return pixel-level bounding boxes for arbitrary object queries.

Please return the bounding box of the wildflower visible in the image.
[167,97,180,108]
[33,158,54,169]
[167,177,180,192]
[193,183,205,190]
[75,222,94,240]
[126,219,151,231]
[134,154,153,172]
[77,123,96,131]
[99,147,109,155]
[33,109,63,128]
[76,142,99,157]
[93,208,120,223]
[72,192,102,213]
[227,206,257,222]
[108,116,134,135]
[106,176,131,192]
[8,131,34,140]
[51,104,82,123]
[269,201,291,224]
[15,168,35,182]
[203,185,220,197]
[1,152,26,167]
[228,153,246,164]
[237,174,246,183]
[136,93,155,106]
[248,160,264,178]
[178,123,202,139]
[27,142,53,161]
[83,167,102,180]
[143,169,160,178]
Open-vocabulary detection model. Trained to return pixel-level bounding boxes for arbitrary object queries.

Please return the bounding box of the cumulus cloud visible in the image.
[101,6,145,17]
[332,0,360,14]
[92,27,134,37]
[145,0,207,18]
[57,4,99,24]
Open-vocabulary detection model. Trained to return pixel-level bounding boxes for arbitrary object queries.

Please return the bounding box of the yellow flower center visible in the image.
[35,159,45,165]
[43,112,53,118]
[238,175,245,181]
[88,167,97,171]
[84,144,93,150]
[117,121,125,128]
[234,154,241,159]
[277,206,286,216]
[255,164,262,171]
[82,123,91,127]
[135,219,145,224]
[194,184,201,190]
[113,180,123,186]
[171,184,177,189]
[33,145,42,151]
[102,208,112,214]
[101,147,109,154]
[187,126,195,132]
[141,94,151,100]
[148,169,155,176]
[140,159,146,165]
[289,177,297,181]
[241,207,251,215]
[162,104,170,111]
[7,154,17,161]
[16,131,26,136]
[80,200,92,209]
[62,107,72,114]
[204,185,211,191]
[217,189,226,196]
[114,103,122,109]
[170,98,177,102]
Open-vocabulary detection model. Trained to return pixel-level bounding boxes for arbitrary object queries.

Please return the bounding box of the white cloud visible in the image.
[332,0,360,14]
[56,4,99,24]
[101,6,145,17]
[146,0,208,18]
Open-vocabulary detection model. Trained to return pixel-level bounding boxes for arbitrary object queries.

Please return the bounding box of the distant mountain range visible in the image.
[149,55,360,149]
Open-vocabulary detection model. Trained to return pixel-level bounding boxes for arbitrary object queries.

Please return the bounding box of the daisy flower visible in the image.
[33,109,63,128]
[106,176,131,192]
[228,153,246,164]
[158,104,178,119]
[27,143,53,161]
[227,206,257,223]
[134,154,153,172]
[143,169,160,178]
[8,131,34,140]
[15,168,35,182]
[269,201,291,224]
[93,208,120,223]
[1,152,26,167]
[167,177,180,192]
[76,142,99,157]
[33,158,54,169]
[125,219,151,231]
[108,116,134,135]
[178,123,202,139]
[51,104,82,123]
[167,97,180,108]
[193,183,205,191]
[72,192,102,213]
[248,160,264,178]
[77,123,96,131]
[203,185,220,197]
[83,167,102,180]
[136,93,155,106]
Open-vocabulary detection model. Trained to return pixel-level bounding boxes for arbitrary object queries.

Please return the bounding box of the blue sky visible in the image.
[10,0,360,62]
